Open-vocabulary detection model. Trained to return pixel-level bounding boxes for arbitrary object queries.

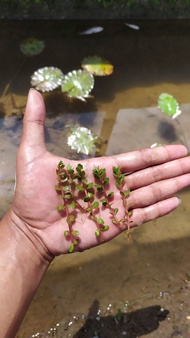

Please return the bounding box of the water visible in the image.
[1,19,190,337]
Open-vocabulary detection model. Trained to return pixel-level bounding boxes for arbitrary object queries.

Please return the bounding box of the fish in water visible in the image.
[79,26,104,35]
[125,23,140,30]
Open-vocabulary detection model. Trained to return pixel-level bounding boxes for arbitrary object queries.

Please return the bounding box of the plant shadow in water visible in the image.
[157,120,178,143]
[73,299,169,338]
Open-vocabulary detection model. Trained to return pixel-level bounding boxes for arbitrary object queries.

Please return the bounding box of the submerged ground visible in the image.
[1,20,190,337]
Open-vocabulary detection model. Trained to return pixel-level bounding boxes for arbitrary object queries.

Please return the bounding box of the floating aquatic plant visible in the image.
[2,38,45,97]
[20,37,45,56]
[158,93,181,119]
[67,126,99,155]
[31,67,64,92]
[81,56,114,76]
[55,162,132,253]
[158,92,189,151]
[61,69,94,101]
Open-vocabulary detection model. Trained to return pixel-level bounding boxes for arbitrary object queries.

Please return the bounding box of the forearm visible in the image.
[0,210,51,338]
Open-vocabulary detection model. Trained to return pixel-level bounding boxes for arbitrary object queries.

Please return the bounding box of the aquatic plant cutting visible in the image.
[55,161,132,253]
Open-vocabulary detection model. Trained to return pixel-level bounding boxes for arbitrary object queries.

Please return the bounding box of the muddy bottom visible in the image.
[30,285,190,338]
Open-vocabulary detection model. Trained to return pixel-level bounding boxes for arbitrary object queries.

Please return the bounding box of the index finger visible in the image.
[112,145,188,173]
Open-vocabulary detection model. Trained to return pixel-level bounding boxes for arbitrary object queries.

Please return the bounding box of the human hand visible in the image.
[10,89,190,258]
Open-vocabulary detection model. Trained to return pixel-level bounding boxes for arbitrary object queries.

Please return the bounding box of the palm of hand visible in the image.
[13,146,132,255]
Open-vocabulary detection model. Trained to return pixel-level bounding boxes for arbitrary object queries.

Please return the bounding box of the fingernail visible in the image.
[177,197,182,204]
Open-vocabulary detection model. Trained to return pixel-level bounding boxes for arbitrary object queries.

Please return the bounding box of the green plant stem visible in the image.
[56,161,80,252]
[93,167,123,230]
[55,162,132,253]
[112,166,132,236]
[74,164,107,241]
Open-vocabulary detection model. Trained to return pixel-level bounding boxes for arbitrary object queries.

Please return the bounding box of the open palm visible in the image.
[12,89,190,256]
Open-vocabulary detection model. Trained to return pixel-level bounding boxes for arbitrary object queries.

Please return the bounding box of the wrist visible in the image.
[0,209,54,337]
[0,209,54,271]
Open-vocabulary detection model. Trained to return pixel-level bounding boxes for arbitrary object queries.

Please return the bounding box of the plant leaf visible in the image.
[61,69,94,100]
[92,201,99,209]
[81,56,114,76]
[101,225,109,231]
[68,245,74,253]
[20,37,45,56]
[108,191,114,198]
[95,230,101,237]
[72,230,79,236]
[57,204,64,211]
[64,230,70,237]
[114,208,118,214]
[97,217,104,225]
[31,67,64,92]
[158,93,179,117]
[67,126,99,155]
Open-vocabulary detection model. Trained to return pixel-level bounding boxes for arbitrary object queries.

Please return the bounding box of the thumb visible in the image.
[20,89,46,154]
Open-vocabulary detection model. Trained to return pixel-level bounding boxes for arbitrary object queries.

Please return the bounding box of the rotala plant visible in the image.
[55,161,132,253]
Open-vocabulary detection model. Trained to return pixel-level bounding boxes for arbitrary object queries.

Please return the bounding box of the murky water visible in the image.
[1,19,190,337]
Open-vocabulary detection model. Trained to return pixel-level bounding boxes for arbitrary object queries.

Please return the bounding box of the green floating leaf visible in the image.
[20,37,45,56]
[158,93,180,117]
[81,56,114,76]
[61,69,94,101]
[31,67,64,92]
[67,126,99,155]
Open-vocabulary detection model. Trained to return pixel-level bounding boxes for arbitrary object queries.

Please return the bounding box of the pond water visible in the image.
[1,19,190,337]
